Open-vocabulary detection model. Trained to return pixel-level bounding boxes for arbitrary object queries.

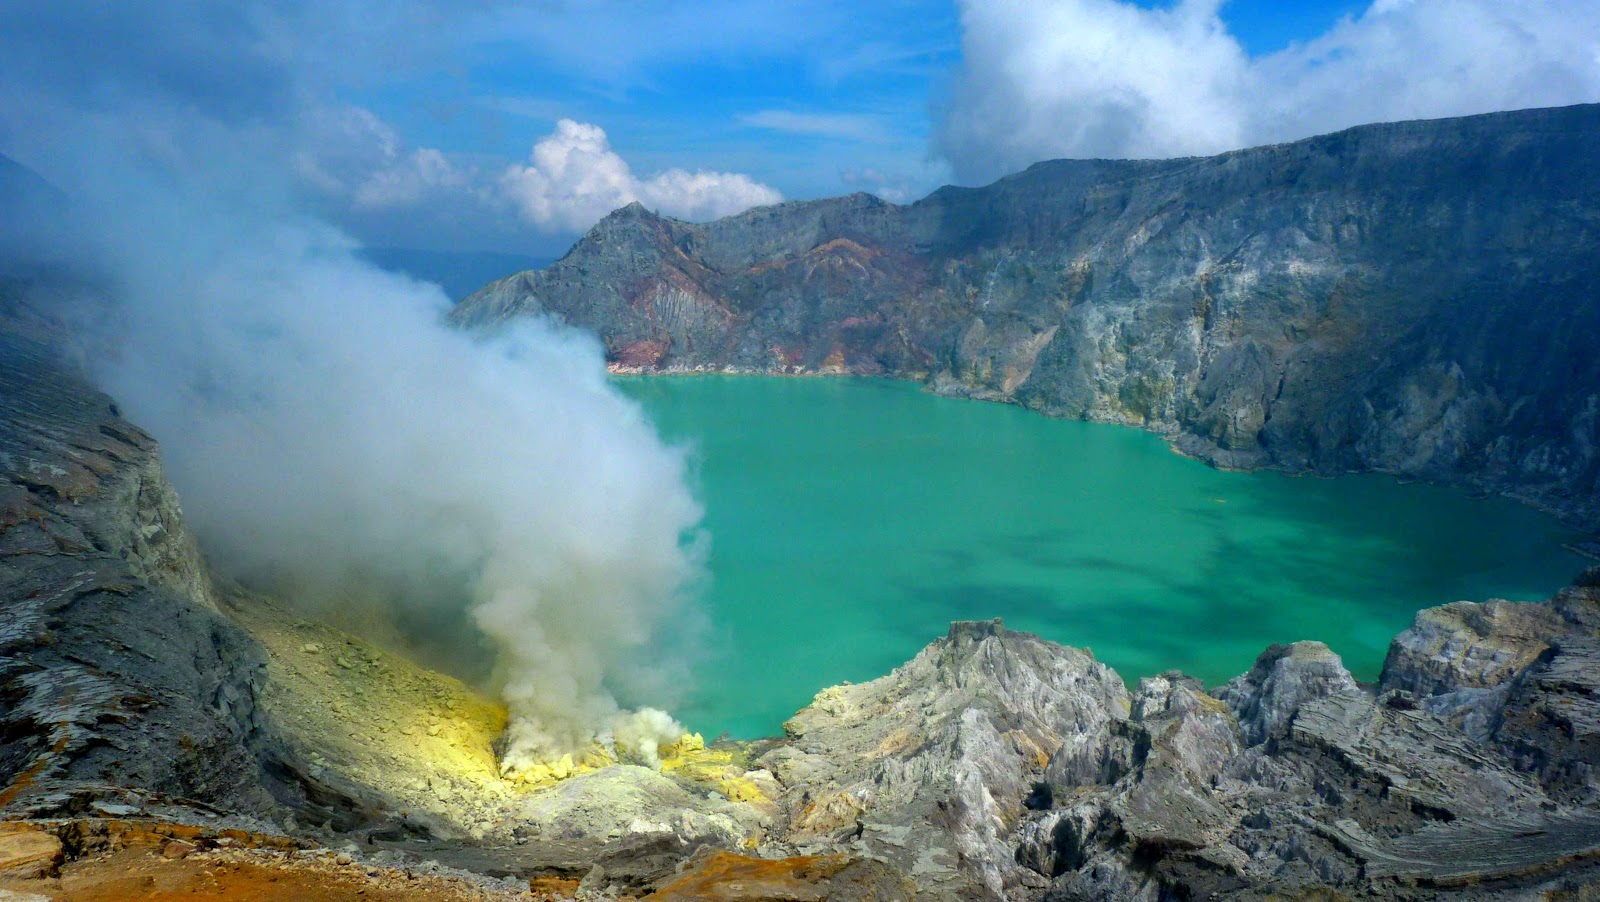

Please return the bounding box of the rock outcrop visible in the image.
[1011,569,1600,900]
[454,103,1600,530]
[3,316,1599,898]
[1214,640,1361,746]
[758,619,1128,900]
[0,331,277,819]
[715,570,1600,901]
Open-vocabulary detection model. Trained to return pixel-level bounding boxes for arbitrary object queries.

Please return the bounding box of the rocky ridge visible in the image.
[760,619,1129,900]
[454,103,1600,531]
[0,329,275,821]
[4,126,1600,896]
[1,322,1598,897]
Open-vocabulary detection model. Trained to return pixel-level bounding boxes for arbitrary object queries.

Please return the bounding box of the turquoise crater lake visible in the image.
[619,376,1586,740]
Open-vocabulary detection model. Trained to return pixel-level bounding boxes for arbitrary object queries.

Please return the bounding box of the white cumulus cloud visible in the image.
[294,105,467,210]
[939,0,1600,182]
[500,119,783,232]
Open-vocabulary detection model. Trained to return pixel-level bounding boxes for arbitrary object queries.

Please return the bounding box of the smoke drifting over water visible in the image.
[86,208,707,771]
[0,2,717,772]
[0,62,707,774]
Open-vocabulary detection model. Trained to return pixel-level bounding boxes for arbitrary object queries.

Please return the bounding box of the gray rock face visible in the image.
[1384,571,1600,804]
[1215,640,1361,746]
[455,103,1600,530]
[740,594,1600,899]
[1038,675,1249,902]
[0,331,277,818]
[758,619,1129,901]
[1381,599,1568,697]
[1009,576,1600,901]
[1105,675,1240,851]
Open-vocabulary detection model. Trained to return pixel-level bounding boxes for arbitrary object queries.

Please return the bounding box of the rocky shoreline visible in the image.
[2,321,1598,899]
[610,363,1600,552]
[459,104,1600,534]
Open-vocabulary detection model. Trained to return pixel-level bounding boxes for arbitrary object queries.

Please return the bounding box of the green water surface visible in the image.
[619,376,1586,739]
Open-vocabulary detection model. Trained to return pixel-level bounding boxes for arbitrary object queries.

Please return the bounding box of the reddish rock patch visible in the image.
[613,340,670,368]
[645,849,912,901]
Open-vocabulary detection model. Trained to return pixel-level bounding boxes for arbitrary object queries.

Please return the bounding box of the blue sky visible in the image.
[3,0,1596,255]
[339,1,965,203]
[348,0,1372,207]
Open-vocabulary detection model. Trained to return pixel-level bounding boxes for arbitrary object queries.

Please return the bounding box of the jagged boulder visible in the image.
[760,619,1129,901]
[1381,598,1568,697]
[1105,675,1241,853]
[1011,575,1600,901]
[1380,571,1600,760]
[1214,641,1360,746]
[1028,676,1247,901]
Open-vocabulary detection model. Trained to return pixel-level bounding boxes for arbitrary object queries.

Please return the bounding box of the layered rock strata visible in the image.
[455,103,1600,530]
[3,209,1599,896]
[0,330,276,820]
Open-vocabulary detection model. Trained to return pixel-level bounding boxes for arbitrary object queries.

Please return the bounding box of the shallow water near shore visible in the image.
[619,375,1586,740]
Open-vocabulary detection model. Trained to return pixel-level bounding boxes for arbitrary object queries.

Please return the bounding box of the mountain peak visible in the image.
[610,200,656,219]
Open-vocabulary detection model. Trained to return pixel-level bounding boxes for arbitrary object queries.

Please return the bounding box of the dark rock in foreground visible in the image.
[1012,573,1600,900]
[455,103,1600,531]
[0,331,279,820]
[3,252,1599,896]
[765,579,1600,900]
[760,619,1128,899]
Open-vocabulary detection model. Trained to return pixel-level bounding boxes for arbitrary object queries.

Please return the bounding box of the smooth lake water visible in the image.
[619,376,1586,739]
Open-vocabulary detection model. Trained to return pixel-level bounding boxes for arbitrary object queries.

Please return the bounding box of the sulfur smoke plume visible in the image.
[5,1,715,774]
[3,143,706,776]
[85,198,705,773]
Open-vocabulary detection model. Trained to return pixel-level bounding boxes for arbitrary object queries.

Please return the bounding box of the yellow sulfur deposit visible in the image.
[660,735,772,806]
[500,745,615,786]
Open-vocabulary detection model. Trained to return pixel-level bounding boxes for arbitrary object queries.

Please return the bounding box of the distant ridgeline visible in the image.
[357,247,552,302]
[453,103,1600,531]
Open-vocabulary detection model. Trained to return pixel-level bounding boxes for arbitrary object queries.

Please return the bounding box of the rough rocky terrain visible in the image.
[2,315,1599,897]
[0,328,276,821]
[0,821,529,900]
[454,103,1600,531]
[3,110,1600,897]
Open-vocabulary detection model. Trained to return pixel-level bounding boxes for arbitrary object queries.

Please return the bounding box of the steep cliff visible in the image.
[455,103,1600,529]
[3,298,1600,898]
[0,328,277,818]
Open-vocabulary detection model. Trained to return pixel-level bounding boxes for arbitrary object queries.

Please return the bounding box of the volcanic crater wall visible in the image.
[454,103,1600,530]
[3,225,1600,900]
[0,327,280,817]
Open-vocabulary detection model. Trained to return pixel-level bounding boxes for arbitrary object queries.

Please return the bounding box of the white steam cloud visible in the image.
[940,0,1600,181]
[501,119,783,232]
[81,200,705,773]
[2,4,718,774]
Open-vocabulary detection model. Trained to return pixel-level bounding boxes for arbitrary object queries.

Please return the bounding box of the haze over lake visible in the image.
[622,376,1587,739]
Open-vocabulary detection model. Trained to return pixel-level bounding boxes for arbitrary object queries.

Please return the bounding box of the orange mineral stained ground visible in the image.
[0,846,519,902]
